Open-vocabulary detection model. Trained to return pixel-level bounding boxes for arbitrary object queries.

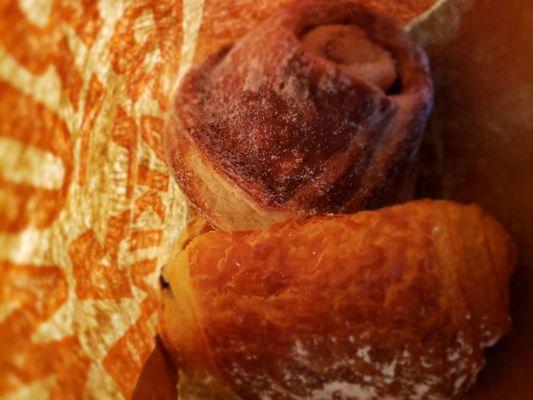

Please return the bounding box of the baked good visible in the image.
[165,0,433,231]
[159,200,515,399]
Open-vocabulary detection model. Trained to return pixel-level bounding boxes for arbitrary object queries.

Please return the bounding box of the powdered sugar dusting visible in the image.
[357,345,372,363]
[412,383,431,399]
[380,359,397,379]
[293,340,309,359]
[483,335,500,348]
[311,381,377,400]
[454,375,467,390]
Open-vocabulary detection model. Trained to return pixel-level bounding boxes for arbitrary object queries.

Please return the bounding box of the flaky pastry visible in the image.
[165,0,433,231]
[159,200,515,399]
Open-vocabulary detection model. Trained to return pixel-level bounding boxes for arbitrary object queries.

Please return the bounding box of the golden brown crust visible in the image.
[165,0,433,231]
[159,200,515,399]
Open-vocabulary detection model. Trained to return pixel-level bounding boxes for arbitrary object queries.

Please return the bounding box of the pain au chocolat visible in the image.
[159,200,515,399]
[165,0,433,231]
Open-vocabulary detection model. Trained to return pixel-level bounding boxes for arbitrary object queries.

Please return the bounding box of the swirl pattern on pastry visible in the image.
[165,0,433,231]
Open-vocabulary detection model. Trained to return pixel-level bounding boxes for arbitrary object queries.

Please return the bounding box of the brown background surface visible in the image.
[418,0,533,398]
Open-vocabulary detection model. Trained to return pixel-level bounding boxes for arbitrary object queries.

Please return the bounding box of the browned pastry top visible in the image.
[159,200,515,399]
[167,0,433,219]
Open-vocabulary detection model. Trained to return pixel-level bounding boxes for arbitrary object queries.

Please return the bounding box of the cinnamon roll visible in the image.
[165,0,433,230]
